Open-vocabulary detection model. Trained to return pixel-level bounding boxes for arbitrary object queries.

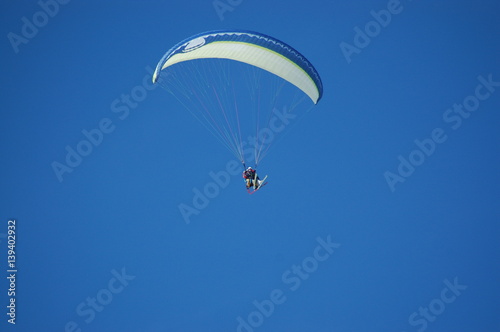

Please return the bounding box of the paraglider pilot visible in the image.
[242,167,260,189]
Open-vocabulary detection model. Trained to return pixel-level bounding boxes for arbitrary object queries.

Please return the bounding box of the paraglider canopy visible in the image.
[152,30,323,104]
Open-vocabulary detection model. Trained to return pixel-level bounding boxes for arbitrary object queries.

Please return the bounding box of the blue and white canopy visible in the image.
[152,30,323,104]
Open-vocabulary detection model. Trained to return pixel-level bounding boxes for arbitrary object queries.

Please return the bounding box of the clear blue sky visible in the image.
[1,1,499,331]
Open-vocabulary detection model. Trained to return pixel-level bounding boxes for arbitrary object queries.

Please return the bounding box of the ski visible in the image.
[248,175,268,194]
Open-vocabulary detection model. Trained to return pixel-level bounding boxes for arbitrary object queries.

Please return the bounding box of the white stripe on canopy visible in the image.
[156,41,321,104]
